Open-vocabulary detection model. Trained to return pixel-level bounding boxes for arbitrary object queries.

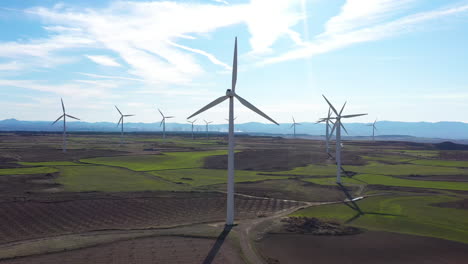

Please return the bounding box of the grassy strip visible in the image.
[0,167,58,175]
[56,165,187,192]
[410,159,468,168]
[291,195,468,244]
[347,161,468,176]
[80,150,227,171]
[354,174,468,191]
[149,169,289,187]
[18,161,84,166]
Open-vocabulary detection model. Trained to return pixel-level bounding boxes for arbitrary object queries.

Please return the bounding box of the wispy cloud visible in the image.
[85,55,122,67]
[261,2,468,65]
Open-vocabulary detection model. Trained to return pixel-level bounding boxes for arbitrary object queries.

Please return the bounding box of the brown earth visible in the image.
[0,235,244,264]
[0,173,61,197]
[0,192,302,244]
[204,149,365,171]
[256,231,468,264]
[279,217,362,235]
[217,179,347,202]
[439,150,468,161]
[432,198,468,210]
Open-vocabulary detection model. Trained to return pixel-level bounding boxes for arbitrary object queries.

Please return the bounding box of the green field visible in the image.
[291,195,468,244]
[0,166,58,175]
[150,169,289,187]
[56,165,187,192]
[80,150,227,171]
[347,161,468,176]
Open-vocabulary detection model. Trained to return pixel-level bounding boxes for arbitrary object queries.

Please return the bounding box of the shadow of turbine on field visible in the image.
[337,183,405,224]
[202,225,233,264]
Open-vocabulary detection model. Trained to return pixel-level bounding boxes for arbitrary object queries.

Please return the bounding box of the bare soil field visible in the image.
[257,231,468,264]
[218,179,347,202]
[0,235,243,264]
[204,148,365,171]
[433,198,468,210]
[0,192,301,244]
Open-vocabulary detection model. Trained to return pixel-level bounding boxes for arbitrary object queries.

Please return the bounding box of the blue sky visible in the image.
[0,0,467,125]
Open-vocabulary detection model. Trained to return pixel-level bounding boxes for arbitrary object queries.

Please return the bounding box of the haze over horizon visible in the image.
[1,0,467,124]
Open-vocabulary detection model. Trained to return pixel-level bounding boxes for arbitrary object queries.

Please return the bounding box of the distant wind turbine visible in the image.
[188,119,197,139]
[317,108,335,155]
[115,105,134,145]
[367,119,378,141]
[188,37,278,226]
[204,119,213,137]
[52,98,80,153]
[323,95,367,184]
[158,108,174,139]
[290,116,301,138]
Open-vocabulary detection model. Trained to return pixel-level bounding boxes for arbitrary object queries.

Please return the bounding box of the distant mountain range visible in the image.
[1,119,467,141]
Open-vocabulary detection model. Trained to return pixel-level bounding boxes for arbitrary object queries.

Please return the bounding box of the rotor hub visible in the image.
[226,89,235,97]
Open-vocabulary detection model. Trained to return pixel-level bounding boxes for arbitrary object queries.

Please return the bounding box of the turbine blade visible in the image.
[232,37,237,92]
[322,95,338,116]
[292,116,295,123]
[342,113,367,118]
[234,94,278,125]
[329,120,335,125]
[290,124,294,129]
[187,95,229,119]
[52,115,64,125]
[165,116,174,118]
[341,123,349,135]
[160,119,164,127]
[123,115,134,117]
[61,98,65,113]
[115,105,122,115]
[328,107,331,118]
[339,101,347,116]
[66,114,80,120]
[158,108,164,118]
[117,116,123,126]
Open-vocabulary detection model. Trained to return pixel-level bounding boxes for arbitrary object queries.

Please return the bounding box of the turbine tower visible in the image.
[317,108,335,156]
[115,105,134,145]
[188,37,278,226]
[188,119,197,139]
[52,98,80,153]
[290,116,301,138]
[368,119,378,141]
[158,108,174,139]
[204,120,213,138]
[322,95,367,184]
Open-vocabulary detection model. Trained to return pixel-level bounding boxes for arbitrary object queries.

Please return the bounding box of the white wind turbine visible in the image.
[187,119,197,139]
[115,105,134,145]
[290,116,301,138]
[158,108,174,139]
[367,119,378,141]
[204,119,213,137]
[188,37,278,226]
[322,95,367,184]
[52,98,80,153]
[317,107,335,155]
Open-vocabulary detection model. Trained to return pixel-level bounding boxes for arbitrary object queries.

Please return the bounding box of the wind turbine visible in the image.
[187,119,197,139]
[317,108,335,156]
[187,37,278,226]
[158,108,174,139]
[322,95,367,184]
[115,105,134,145]
[52,98,80,153]
[204,119,213,138]
[290,116,301,138]
[367,119,378,141]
